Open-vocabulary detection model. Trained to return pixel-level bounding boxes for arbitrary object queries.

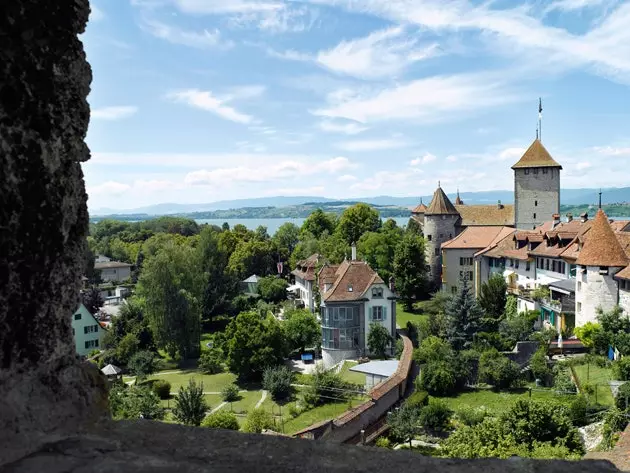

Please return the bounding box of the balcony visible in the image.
[540,298,563,313]
[507,285,532,299]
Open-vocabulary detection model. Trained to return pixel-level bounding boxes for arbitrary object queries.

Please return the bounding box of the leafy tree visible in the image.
[257,276,288,303]
[227,239,276,280]
[529,347,551,382]
[152,379,171,400]
[106,298,154,354]
[499,311,536,347]
[273,222,300,256]
[243,408,275,433]
[82,287,104,316]
[478,273,507,330]
[283,308,320,353]
[413,336,452,364]
[221,384,241,406]
[137,243,204,359]
[336,203,381,245]
[368,323,393,359]
[223,311,286,380]
[198,348,224,374]
[421,360,458,396]
[406,217,423,236]
[115,332,140,365]
[109,385,164,420]
[201,411,240,430]
[614,358,630,381]
[419,399,453,432]
[446,278,483,350]
[393,233,429,310]
[504,294,518,319]
[601,407,629,450]
[304,364,356,406]
[301,209,336,239]
[357,227,402,283]
[254,225,270,241]
[388,405,421,449]
[172,379,208,426]
[198,227,236,323]
[132,249,144,283]
[478,349,521,390]
[128,350,156,382]
[262,366,294,402]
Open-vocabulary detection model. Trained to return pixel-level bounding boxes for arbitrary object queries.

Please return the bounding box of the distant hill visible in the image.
[91,187,630,217]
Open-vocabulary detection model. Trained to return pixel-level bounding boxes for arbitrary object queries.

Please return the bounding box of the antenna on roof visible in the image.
[438,180,441,188]
[538,97,543,142]
[599,189,602,209]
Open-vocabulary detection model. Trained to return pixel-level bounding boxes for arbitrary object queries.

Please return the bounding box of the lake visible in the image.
[196,217,412,234]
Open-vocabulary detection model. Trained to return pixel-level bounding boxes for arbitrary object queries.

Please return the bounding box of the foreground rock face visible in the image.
[0,0,108,464]
[2,420,621,473]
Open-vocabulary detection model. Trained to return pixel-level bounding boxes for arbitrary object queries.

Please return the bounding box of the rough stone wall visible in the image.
[575,267,619,327]
[0,0,108,464]
[514,167,560,230]
[620,286,630,315]
[424,215,458,288]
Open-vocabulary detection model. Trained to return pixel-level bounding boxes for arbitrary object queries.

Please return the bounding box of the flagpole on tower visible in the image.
[538,98,543,142]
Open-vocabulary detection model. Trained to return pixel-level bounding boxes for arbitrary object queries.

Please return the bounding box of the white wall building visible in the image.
[71,304,107,357]
[290,254,323,313]
[95,261,132,283]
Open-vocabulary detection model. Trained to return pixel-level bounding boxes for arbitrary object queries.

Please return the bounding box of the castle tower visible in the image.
[512,139,562,229]
[455,189,464,205]
[424,184,460,289]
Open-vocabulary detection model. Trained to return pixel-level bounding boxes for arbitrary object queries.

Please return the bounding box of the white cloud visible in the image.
[91,106,138,120]
[184,156,356,186]
[318,120,369,135]
[313,72,519,124]
[316,26,440,79]
[134,179,176,192]
[270,186,326,196]
[140,18,233,49]
[350,171,420,193]
[90,4,105,22]
[89,181,131,196]
[167,89,254,124]
[335,139,409,152]
[223,85,266,101]
[594,146,630,156]
[446,155,458,162]
[498,147,526,160]
[170,0,283,14]
[265,47,311,62]
[544,0,608,13]
[338,174,358,182]
[576,161,592,170]
[410,153,436,166]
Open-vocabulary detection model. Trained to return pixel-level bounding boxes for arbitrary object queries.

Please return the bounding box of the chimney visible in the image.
[580,212,588,223]
[566,213,573,222]
[497,200,503,209]
[351,242,357,261]
[552,213,560,228]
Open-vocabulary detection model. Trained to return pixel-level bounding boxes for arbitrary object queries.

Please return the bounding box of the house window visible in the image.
[577,302,582,313]
[434,248,439,256]
[74,313,82,320]
[460,257,473,266]
[526,261,531,271]
[525,169,530,175]
[372,287,383,298]
[439,233,444,238]
[515,260,519,269]
[535,200,538,206]
[451,286,457,294]
[533,169,539,175]
[449,233,452,238]
[546,259,550,271]
[427,235,432,241]
[578,281,582,291]
[347,284,353,292]
[372,306,384,321]
[533,213,537,220]
[84,339,99,349]
[468,271,473,280]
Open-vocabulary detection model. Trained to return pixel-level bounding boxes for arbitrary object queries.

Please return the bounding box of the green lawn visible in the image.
[282,402,354,434]
[436,385,576,415]
[573,363,614,406]
[339,361,366,386]
[396,303,429,329]
[222,390,263,415]
[148,370,238,392]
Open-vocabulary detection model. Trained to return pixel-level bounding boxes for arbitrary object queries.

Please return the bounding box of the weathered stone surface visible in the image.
[1,420,621,472]
[0,0,108,465]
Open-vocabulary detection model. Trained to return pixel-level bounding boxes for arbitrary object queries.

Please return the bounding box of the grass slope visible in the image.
[573,363,614,406]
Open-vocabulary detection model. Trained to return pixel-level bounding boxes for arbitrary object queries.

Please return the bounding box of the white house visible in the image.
[290,253,324,312]
[318,257,397,368]
[71,304,107,357]
[95,260,132,283]
[95,254,111,263]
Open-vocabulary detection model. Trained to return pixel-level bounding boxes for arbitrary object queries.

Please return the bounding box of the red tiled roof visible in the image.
[442,226,513,250]
[322,260,384,302]
[455,204,514,226]
[292,253,324,281]
[611,220,630,232]
[511,139,562,169]
[576,210,629,267]
[411,199,428,214]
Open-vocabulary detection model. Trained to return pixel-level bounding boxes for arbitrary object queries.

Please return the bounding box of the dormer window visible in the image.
[372,287,383,298]
[599,267,609,275]
[347,284,353,292]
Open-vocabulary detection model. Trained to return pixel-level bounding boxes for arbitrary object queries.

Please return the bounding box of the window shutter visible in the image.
[383,306,387,321]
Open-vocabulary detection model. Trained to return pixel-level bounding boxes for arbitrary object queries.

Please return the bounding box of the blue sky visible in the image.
[83,0,630,211]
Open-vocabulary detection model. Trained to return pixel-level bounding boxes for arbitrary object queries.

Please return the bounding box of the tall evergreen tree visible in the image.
[198,227,235,323]
[478,273,508,331]
[82,287,104,315]
[393,233,429,310]
[446,277,483,350]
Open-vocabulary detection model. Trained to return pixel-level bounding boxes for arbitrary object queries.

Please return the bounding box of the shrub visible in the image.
[553,368,576,394]
[198,348,224,374]
[419,399,453,432]
[582,382,596,396]
[601,407,628,450]
[152,379,171,400]
[173,379,208,426]
[457,407,488,427]
[478,349,521,390]
[569,395,589,427]
[262,366,294,402]
[201,410,240,430]
[421,360,457,396]
[288,404,301,418]
[615,382,630,411]
[414,336,452,364]
[404,391,429,411]
[231,294,255,314]
[395,338,404,359]
[243,408,275,433]
[221,384,241,404]
[529,348,551,383]
[303,365,356,407]
[614,358,630,381]
[109,385,165,421]
[375,437,392,449]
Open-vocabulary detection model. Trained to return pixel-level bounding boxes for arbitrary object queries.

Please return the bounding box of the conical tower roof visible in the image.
[412,198,428,214]
[576,209,629,267]
[512,139,562,169]
[425,185,459,216]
